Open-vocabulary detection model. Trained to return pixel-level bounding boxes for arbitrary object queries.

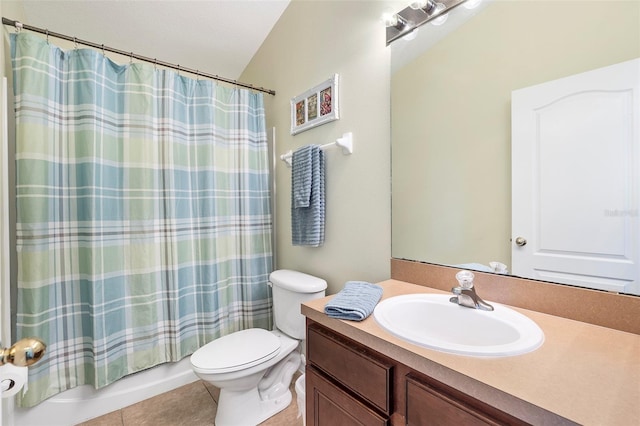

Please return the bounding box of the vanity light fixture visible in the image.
[430,3,449,26]
[386,0,470,45]
[382,12,410,31]
[409,0,438,14]
[409,0,448,26]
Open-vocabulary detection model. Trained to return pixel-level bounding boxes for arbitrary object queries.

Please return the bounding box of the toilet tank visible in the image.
[269,270,327,339]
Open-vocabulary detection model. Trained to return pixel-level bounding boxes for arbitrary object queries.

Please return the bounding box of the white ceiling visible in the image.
[11,0,291,80]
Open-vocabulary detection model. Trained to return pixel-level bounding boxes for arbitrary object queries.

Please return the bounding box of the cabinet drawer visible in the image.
[306,367,389,426]
[307,323,393,414]
[406,374,528,426]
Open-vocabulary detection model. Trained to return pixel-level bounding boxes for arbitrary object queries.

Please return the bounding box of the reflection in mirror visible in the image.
[391,0,640,294]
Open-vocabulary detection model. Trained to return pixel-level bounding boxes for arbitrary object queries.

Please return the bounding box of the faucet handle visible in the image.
[455,270,475,289]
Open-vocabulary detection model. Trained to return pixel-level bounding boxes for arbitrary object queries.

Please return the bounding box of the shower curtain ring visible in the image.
[73,37,78,49]
[130,52,133,64]
[45,29,49,44]
[101,44,105,56]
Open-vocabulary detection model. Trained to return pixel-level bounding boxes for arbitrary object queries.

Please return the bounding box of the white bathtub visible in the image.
[12,358,198,426]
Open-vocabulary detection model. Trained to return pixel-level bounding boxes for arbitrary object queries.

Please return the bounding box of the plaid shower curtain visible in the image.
[11,32,273,407]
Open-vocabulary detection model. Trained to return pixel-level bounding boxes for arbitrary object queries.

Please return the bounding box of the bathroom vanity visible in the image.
[302,279,640,426]
[305,320,528,425]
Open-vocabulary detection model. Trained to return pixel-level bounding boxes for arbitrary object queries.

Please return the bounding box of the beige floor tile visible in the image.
[121,381,216,426]
[76,410,124,426]
[77,373,305,426]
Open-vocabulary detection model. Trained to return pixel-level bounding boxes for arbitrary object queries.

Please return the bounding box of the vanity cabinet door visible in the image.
[405,374,527,426]
[306,322,393,414]
[306,367,389,426]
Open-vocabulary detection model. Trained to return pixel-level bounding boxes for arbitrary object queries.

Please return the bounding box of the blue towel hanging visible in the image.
[292,145,314,208]
[291,145,325,246]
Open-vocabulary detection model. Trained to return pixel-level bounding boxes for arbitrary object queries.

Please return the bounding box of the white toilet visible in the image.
[190,269,327,426]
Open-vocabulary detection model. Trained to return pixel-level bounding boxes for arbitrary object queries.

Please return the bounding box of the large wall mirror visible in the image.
[391,0,640,295]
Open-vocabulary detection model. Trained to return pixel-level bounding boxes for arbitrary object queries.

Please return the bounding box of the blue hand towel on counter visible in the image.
[324,281,384,321]
[291,145,325,247]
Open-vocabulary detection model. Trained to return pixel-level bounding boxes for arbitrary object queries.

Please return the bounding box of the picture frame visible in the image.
[290,74,340,135]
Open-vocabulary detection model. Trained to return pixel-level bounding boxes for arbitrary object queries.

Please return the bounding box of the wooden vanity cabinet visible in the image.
[305,320,394,425]
[404,373,527,426]
[305,368,390,426]
[305,320,528,426]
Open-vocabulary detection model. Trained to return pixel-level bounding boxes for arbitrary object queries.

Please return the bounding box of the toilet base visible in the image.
[213,351,301,426]
[215,387,292,426]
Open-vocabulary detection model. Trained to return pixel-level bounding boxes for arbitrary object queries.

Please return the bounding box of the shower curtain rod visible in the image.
[2,17,276,96]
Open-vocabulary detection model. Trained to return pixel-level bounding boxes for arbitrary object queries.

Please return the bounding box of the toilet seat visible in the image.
[190,328,281,374]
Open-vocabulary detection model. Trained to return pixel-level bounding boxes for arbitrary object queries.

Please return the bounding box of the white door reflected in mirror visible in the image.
[512,58,640,295]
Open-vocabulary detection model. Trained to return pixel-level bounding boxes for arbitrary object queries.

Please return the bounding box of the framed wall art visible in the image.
[290,74,340,135]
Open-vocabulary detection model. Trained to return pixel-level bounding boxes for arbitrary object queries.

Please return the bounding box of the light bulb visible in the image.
[403,28,419,41]
[430,3,449,26]
[464,0,483,9]
[381,12,399,27]
[409,0,438,14]
[383,13,409,30]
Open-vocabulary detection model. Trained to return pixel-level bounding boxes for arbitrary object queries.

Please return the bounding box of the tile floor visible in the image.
[77,373,304,426]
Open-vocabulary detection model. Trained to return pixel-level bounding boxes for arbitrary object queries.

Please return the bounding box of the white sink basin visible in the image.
[373,294,544,357]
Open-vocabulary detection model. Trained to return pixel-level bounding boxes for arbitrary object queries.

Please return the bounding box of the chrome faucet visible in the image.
[449,270,494,311]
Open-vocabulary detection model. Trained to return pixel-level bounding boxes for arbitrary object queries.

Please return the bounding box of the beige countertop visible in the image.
[301,279,640,426]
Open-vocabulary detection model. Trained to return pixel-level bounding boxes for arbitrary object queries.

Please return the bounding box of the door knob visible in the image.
[515,237,527,247]
[0,338,46,367]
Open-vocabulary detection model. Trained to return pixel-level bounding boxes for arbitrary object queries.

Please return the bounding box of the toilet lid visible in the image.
[190,328,281,374]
